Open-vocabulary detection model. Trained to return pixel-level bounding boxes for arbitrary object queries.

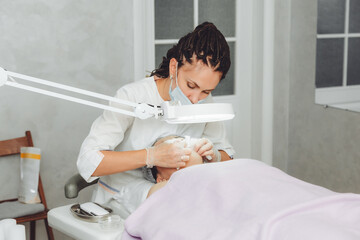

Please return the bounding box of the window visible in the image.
[154,0,236,96]
[135,0,255,157]
[315,0,360,111]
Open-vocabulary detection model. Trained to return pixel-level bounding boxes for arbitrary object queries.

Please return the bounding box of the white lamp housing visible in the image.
[161,101,234,124]
[0,67,234,124]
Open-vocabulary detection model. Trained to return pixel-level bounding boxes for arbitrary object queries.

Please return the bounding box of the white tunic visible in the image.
[77,77,234,219]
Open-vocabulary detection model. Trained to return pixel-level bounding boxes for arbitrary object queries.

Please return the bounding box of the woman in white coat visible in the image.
[77,22,235,219]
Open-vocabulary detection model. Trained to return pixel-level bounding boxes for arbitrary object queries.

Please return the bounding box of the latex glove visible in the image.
[146,140,192,168]
[194,138,221,162]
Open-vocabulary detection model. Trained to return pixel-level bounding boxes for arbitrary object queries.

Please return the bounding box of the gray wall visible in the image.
[2,0,360,239]
[0,1,134,239]
[273,0,360,193]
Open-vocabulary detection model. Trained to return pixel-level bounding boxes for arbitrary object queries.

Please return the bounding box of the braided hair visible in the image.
[150,22,231,80]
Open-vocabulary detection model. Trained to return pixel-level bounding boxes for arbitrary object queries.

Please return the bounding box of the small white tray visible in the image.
[70,203,113,223]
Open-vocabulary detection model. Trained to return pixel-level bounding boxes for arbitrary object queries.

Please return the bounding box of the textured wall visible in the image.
[273,0,360,193]
[0,1,134,239]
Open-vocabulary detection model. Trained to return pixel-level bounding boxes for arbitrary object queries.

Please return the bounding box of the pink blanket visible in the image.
[122,159,360,240]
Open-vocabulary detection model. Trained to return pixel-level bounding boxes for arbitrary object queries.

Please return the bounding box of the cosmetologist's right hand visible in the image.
[146,140,191,168]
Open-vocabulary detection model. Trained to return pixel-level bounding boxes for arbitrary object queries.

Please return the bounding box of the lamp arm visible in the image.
[0,67,235,123]
[0,67,161,119]
[5,81,136,117]
[6,70,138,108]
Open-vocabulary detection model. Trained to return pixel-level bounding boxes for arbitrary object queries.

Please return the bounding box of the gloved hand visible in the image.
[146,140,192,168]
[194,138,221,162]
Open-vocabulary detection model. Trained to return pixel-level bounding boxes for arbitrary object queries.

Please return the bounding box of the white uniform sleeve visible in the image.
[201,94,235,159]
[202,121,235,160]
[113,176,154,215]
[77,87,136,182]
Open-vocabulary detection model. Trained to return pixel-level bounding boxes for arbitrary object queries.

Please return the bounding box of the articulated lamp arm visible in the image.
[0,67,234,123]
[0,67,162,120]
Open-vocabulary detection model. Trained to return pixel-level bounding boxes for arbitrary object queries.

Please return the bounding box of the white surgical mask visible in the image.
[169,63,207,105]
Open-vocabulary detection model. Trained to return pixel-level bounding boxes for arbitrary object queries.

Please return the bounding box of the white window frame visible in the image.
[152,2,237,96]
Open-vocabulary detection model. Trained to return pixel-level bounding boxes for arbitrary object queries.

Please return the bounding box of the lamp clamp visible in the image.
[134,103,163,120]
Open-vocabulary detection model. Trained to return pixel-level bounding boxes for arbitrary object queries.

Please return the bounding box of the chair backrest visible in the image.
[0,131,55,239]
[0,131,48,209]
[0,131,33,157]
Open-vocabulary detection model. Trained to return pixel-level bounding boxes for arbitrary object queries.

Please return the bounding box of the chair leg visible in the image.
[44,218,55,240]
[30,221,36,240]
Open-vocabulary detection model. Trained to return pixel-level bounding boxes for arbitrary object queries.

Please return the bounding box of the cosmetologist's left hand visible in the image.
[193,138,221,162]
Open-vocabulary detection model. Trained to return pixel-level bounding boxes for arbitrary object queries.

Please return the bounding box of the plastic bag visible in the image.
[18,147,41,204]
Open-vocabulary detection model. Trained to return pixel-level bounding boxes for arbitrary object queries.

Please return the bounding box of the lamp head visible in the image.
[161,101,235,124]
[0,67,7,87]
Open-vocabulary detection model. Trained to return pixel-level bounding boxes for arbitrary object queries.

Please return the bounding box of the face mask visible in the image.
[198,98,206,104]
[168,63,208,105]
[168,63,192,105]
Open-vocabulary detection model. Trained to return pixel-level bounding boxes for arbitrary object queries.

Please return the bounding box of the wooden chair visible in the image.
[0,131,54,240]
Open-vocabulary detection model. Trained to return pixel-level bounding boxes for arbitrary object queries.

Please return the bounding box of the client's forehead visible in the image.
[155,135,183,146]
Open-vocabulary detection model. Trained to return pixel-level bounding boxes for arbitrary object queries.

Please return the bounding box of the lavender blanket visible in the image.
[122,159,360,240]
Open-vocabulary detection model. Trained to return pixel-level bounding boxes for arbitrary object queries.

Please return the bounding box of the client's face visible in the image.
[154,136,203,182]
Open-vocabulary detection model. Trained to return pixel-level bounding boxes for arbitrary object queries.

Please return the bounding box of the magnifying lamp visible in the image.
[0,67,234,124]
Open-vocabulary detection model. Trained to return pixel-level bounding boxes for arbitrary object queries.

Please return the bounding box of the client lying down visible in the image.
[142,135,206,198]
[125,154,360,239]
